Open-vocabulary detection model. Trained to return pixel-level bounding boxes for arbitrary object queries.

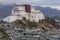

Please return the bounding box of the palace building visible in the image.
[3,5,45,22]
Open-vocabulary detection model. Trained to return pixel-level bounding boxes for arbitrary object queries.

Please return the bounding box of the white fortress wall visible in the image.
[29,12,45,22]
[3,5,45,22]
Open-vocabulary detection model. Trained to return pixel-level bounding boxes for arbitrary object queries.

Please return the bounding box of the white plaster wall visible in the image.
[29,13,45,22]
[14,6,25,11]
[12,6,25,14]
[3,12,45,22]
[35,10,40,13]
[31,7,36,12]
[12,10,26,16]
[3,16,22,22]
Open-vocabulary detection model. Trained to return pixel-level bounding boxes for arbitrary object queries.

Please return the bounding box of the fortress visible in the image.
[3,5,45,22]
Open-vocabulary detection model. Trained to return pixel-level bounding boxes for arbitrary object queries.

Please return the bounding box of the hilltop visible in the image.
[9,17,57,31]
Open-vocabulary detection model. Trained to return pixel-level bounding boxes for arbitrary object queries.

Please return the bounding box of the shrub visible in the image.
[22,17,26,21]
[27,20,37,29]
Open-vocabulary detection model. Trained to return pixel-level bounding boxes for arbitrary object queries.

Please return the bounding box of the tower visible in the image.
[24,5,31,20]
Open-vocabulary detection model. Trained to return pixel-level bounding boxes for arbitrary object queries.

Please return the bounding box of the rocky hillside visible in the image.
[0,17,59,31]
[10,17,57,31]
[0,17,60,40]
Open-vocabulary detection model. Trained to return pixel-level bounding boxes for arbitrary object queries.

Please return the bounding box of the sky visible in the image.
[0,0,60,10]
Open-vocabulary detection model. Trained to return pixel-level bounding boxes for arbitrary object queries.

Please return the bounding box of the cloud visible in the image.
[0,0,60,10]
[0,0,40,5]
[41,5,60,10]
[0,0,60,6]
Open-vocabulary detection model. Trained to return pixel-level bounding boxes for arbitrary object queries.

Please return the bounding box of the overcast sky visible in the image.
[0,0,60,10]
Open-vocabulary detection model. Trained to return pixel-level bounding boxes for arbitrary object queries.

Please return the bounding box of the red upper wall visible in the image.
[24,5,31,13]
